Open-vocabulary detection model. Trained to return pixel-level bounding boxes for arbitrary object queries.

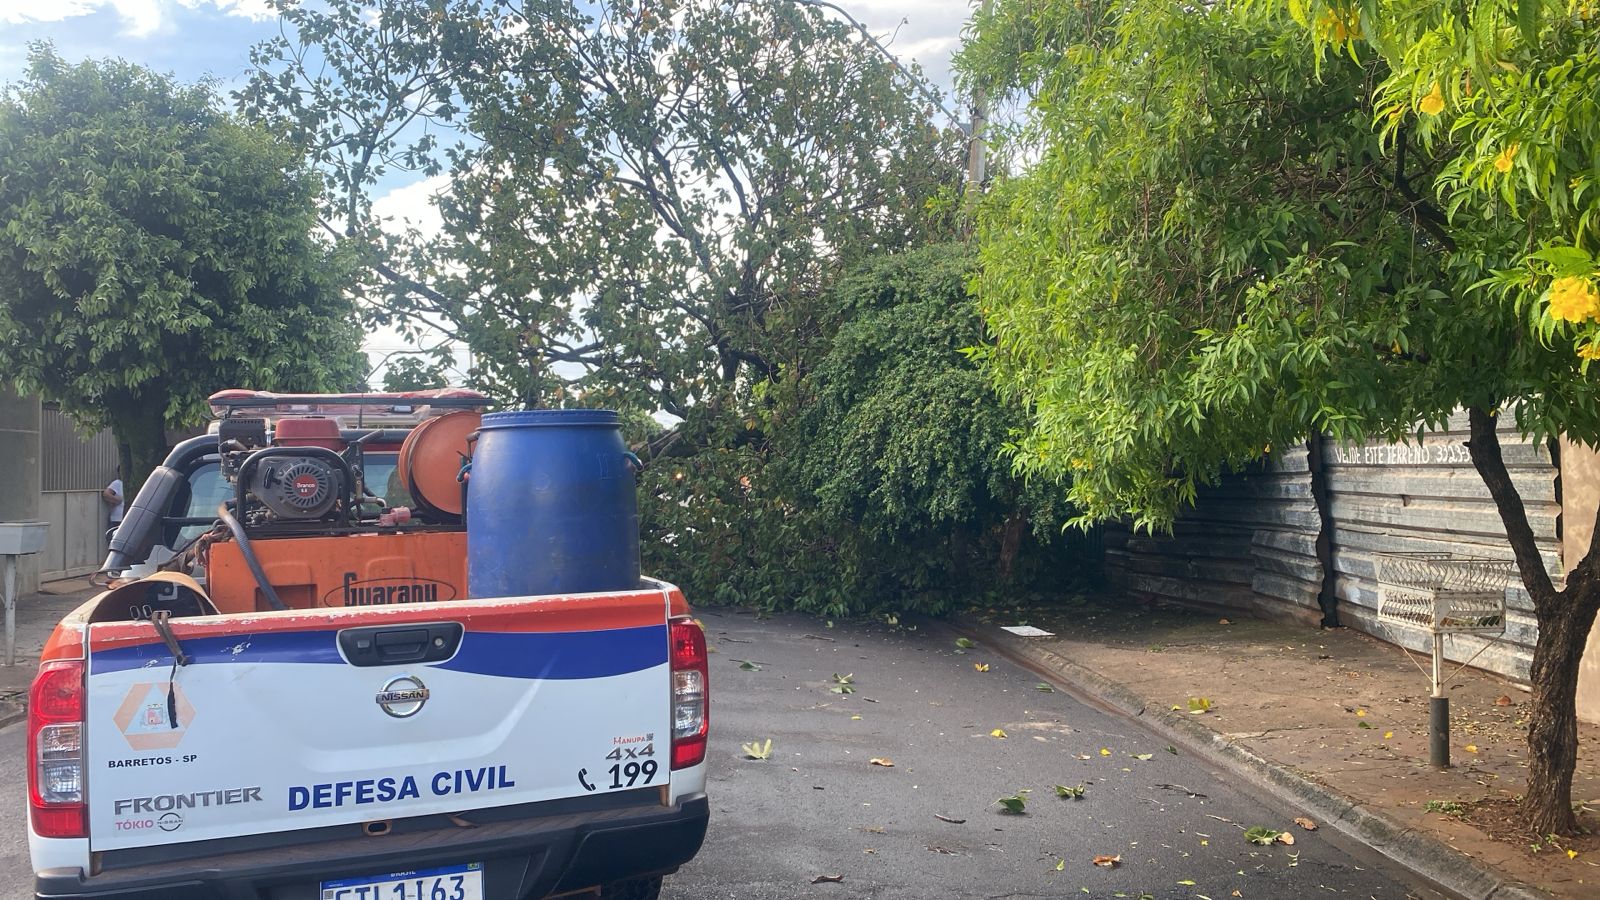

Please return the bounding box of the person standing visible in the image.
[103,467,124,533]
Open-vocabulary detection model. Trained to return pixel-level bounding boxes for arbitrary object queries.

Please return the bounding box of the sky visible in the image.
[0,0,978,383]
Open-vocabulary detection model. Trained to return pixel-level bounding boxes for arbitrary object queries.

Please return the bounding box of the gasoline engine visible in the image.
[217,416,359,530]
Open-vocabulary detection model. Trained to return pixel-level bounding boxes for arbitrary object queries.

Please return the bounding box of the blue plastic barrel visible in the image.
[466,409,641,597]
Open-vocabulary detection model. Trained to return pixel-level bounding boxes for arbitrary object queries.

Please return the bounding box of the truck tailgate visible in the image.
[83,588,673,852]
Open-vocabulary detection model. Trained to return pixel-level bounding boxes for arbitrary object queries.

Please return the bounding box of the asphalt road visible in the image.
[0,612,1454,900]
[661,610,1453,900]
[1,718,33,899]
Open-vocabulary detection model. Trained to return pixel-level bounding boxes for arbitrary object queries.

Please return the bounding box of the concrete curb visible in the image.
[0,698,24,732]
[946,615,1550,900]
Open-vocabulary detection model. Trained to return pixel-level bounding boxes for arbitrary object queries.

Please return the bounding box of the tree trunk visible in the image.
[1522,598,1595,834]
[1305,434,1340,627]
[110,395,170,496]
[996,508,1028,582]
[1465,406,1600,835]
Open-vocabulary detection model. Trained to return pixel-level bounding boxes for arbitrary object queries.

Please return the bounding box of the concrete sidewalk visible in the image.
[951,596,1600,899]
[0,578,100,728]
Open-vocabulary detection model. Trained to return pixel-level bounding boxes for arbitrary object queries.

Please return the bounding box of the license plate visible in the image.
[320,862,483,900]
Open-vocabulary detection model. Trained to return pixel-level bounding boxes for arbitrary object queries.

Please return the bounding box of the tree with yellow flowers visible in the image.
[961,0,1600,834]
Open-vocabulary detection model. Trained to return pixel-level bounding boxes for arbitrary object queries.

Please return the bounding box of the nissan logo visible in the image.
[376,675,429,718]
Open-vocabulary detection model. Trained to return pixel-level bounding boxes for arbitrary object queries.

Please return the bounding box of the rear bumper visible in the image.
[36,796,708,899]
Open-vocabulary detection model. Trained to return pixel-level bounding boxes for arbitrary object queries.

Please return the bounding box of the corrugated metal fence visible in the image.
[41,406,119,491]
[1106,447,1325,623]
[1102,414,1554,687]
[1324,412,1555,683]
[38,406,118,579]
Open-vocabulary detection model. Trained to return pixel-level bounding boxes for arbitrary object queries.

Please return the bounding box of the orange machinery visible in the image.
[207,531,467,614]
[205,408,482,614]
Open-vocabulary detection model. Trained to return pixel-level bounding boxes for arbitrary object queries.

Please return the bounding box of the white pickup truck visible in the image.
[25,392,709,900]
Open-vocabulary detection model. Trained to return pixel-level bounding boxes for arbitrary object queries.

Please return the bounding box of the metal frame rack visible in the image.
[1376,552,1515,767]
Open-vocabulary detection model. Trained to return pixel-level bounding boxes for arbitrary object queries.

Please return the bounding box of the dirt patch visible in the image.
[1458,797,1600,857]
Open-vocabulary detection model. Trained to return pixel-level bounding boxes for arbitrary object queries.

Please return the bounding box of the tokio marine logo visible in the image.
[376,675,429,718]
[112,683,196,751]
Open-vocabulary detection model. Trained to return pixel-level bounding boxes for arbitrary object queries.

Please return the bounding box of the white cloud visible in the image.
[179,0,276,22]
[0,0,103,26]
[0,0,274,37]
[372,173,450,238]
[891,35,958,62]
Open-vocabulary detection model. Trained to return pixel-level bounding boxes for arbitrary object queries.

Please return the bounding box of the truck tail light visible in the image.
[29,659,86,839]
[669,617,708,769]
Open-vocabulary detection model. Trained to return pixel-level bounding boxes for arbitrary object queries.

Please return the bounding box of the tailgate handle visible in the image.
[376,629,428,661]
[339,623,463,667]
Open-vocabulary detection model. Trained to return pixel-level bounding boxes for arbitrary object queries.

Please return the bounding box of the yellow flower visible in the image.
[1419,82,1445,116]
[1316,6,1363,42]
[1579,343,1600,361]
[1548,276,1600,323]
[1494,143,1518,174]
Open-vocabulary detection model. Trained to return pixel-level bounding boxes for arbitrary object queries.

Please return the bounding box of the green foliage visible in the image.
[785,247,1030,542]
[638,245,1070,618]
[243,0,962,412]
[0,45,362,485]
[960,1,1459,530]
[1288,1,1600,393]
[380,355,449,392]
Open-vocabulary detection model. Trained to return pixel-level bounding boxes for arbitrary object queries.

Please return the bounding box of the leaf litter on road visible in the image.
[1243,826,1295,845]
[741,738,773,760]
[996,794,1028,814]
[1054,783,1086,799]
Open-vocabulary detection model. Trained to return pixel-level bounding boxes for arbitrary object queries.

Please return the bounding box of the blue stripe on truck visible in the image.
[435,626,667,679]
[90,624,668,680]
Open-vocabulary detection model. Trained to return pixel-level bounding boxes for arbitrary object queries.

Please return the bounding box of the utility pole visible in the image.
[967,84,988,194]
[965,0,994,209]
